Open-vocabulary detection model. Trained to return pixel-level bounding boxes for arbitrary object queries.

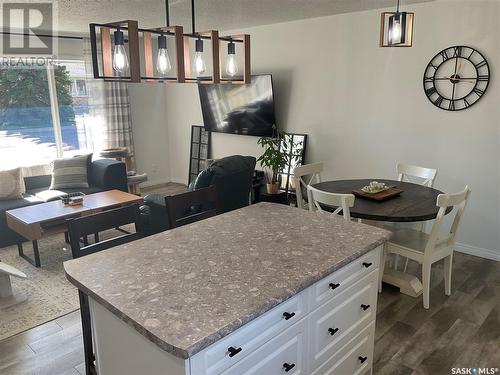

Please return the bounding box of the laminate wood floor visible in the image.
[0,252,498,375]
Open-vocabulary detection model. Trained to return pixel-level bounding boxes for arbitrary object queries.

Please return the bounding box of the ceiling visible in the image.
[55,0,434,35]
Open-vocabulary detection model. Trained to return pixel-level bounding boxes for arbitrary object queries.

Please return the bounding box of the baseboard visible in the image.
[455,243,500,262]
[140,179,170,188]
[169,177,187,185]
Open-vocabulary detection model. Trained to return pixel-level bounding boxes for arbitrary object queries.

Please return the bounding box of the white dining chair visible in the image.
[392,163,438,271]
[397,163,437,188]
[306,185,355,221]
[383,186,471,309]
[292,162,323,209]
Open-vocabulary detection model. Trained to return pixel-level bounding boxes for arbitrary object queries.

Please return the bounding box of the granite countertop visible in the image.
[64,202,391,359]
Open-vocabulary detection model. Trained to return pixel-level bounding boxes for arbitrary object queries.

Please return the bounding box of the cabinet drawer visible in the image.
[190,291,307,375]
[309,246,380,310]
[309,270,378,372]
[311,320,375,375]
[220,319,307,375]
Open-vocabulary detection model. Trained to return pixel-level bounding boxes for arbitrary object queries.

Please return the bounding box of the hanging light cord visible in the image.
[396,0,400,13]
[165,0,170,27]
[191,0,196,34]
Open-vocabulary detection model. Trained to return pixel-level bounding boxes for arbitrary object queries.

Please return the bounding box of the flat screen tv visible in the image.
[198,75,275,137]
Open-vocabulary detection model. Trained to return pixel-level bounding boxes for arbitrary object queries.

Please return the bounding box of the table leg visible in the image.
[64,231,70,244]
[32,241,41,267]
[17,241,41,268]
[94,233,99,243]
[382,268,423,297]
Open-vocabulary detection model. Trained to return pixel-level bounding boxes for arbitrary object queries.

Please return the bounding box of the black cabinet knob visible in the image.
[283,311,296,320]
[227,346,242,357]
[362,262,373,268]
[358,356,368,364]
[328,327,339,336]
[283,363,296,372]
[329,282,340,290]
[360,304,370,311]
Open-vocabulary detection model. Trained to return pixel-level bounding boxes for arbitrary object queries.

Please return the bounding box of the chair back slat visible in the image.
[397,163,437,187]
[67,203,143,259]
[165,186,218,229]
[293,162,323,209]
[307,185,354,221]
[426,186,471,254]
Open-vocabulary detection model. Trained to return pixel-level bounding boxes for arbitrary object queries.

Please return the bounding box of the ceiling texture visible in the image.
[56,0,434,35]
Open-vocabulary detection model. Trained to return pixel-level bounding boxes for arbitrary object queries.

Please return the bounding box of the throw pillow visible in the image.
[50,155,90,190]
[0,168,25,200]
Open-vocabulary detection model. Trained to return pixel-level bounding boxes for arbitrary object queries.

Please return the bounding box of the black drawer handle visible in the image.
[283,363,296,372]
[361,304,370,311]
[329,282,340,290]
[358,356,368,364]
[328,327,339,336]
[362,262,373,268]
[283,311,296,320]
[227,346,242,357]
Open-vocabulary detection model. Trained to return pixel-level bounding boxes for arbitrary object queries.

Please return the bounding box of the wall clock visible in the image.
[423,45,490,111]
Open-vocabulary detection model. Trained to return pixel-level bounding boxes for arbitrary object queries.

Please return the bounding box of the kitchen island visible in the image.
[64,202,391,375]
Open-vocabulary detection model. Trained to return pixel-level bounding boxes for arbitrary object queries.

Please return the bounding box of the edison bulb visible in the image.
[389,21,402,44]
[226,55,238,77]
[157,48,172,75]
[194,51,206,75]
[113,44,128,73]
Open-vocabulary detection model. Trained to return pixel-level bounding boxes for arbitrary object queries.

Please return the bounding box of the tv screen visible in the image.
[198,75,275,137]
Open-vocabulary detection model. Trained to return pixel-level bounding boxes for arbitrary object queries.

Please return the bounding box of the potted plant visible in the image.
[257,127,290,194]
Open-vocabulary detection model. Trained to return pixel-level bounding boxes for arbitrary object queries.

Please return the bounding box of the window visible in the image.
[0,60,91,170]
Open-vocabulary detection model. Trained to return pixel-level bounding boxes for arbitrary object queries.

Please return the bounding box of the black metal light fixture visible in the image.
[380,0,414,47]
[112,26,129,73]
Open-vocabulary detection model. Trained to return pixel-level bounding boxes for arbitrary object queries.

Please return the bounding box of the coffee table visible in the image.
[6,190,143,267]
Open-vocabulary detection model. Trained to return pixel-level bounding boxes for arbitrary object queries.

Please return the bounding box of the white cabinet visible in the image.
[190,246,381,375]
[90,246,382,375]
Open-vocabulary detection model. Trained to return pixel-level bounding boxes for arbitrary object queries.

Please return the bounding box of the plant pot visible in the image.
[266,182,280,194]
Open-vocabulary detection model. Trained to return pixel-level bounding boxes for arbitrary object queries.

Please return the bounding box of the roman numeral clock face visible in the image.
[423,46,490,111]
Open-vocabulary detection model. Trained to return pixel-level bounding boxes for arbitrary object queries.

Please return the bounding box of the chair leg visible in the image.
[422,262,432,309]
[444,254,453,296]
[403,258,410,272]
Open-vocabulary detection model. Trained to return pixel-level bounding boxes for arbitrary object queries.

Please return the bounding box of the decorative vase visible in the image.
[266,182,280,194]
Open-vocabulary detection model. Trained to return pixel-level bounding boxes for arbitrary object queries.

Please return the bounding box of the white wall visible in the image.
[129,84,170,187]
[156,0,500,259]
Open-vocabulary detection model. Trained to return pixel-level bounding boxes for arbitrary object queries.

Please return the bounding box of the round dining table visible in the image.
[311,179,450,222]
[311,178,451,298]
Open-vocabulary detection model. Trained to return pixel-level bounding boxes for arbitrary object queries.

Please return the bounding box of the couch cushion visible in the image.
[50,154,90,189]
[0,168,25,200]
[24,175,52,191]
[0,196,43,214]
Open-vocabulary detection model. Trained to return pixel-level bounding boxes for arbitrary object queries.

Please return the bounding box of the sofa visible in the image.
[0,159,127,248]
[142,155,256,234]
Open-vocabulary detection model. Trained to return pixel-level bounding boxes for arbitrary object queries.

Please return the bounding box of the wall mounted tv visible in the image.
[198,74,276,137]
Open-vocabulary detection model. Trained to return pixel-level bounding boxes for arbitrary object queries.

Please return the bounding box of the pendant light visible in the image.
[112,26,129,73]
[388,0,405,45]
[156,32,172,75]
[380,0,414,47]
[225,40,238,77]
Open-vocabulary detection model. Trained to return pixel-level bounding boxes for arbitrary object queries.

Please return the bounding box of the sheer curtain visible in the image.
[82,38,135,163]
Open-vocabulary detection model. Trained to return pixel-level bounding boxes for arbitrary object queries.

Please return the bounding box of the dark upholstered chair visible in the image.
[142,155,255,234]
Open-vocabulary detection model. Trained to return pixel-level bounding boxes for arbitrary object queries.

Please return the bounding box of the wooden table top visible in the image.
[6,190,143,225]
[312,179,450,222]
